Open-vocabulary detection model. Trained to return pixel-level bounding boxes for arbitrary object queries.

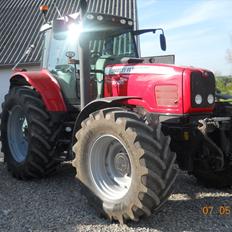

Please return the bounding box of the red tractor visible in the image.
[1,0,232,223]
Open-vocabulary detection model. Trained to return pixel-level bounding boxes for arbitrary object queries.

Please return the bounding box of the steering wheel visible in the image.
[90,51,102,59]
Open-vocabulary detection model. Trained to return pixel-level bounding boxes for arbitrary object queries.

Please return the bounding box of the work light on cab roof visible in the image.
[40,5,49,23]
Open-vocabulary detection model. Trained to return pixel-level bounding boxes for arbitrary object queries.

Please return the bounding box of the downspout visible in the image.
[134,0,141,57]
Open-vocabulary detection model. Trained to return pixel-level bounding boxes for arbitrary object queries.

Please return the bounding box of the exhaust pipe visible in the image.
[78,0,91,109]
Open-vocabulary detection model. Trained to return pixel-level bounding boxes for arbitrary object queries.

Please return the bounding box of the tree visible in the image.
[216,76,232,95]
[226,35,232,66]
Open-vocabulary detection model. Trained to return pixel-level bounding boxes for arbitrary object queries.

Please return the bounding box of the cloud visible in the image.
[158,0,231,30]
[138,0,158,8]
[137,0,232,75]
[167,27,214,44]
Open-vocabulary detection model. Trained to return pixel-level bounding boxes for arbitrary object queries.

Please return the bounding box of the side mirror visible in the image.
[160,34,166,51]
[79,0,88,16]
[52,19,68,40]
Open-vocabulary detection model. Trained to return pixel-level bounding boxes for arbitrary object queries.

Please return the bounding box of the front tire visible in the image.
[72,108,177,223]
[1,86,61,179]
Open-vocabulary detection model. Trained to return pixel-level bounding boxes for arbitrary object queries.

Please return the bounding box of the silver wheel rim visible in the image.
[7,105,29,163]
[89,134,132,202]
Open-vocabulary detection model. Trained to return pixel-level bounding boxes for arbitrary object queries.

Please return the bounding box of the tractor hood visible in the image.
[105,63,210,76]
[104,63,215,115]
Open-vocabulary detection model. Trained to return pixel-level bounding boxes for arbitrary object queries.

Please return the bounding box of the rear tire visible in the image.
[192,129,232,188]
[72,108,178,223]
[1,86,61,179]
[192,150,232,188]
[192,167,232,188]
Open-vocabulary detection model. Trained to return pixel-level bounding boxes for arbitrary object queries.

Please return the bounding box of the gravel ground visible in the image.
[1,148,232,232]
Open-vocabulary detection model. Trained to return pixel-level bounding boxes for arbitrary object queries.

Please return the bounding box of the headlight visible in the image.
[67,23,82,40]
[87,14,94,20]
[195,94,202,105]
[207,94,214,104]
[97,15,104,21]
[128,20,133,26]
[120,19,126,24]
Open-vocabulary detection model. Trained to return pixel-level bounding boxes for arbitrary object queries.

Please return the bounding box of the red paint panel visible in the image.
[11,69,67,112]
[104,63,184,114]
[104,63,214,115]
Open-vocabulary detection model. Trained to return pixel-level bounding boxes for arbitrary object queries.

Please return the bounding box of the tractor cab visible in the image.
[41,13,138,107]
[40,12,166,109]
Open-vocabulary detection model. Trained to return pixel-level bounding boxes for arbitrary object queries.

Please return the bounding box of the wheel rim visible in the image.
[7,105,29,163]
[89,134,132,202]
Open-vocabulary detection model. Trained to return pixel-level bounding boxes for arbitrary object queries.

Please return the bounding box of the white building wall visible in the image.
[0,69,11,106]
[0,65,40,111]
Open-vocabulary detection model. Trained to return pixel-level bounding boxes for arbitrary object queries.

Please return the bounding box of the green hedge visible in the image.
[216,76,232,94]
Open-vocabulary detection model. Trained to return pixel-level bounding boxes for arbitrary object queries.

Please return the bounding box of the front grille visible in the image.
[191,71,215,108]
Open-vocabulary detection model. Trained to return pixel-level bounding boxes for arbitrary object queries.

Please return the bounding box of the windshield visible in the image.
[89,30,138,58]
[41,28,138,104]
[42,29,138,69]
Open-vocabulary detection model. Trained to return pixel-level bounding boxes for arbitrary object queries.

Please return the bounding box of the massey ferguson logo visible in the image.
[105,65,176,75]
[105,66,135,75]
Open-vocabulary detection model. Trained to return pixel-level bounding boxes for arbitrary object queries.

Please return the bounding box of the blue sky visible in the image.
[137,0,232,75]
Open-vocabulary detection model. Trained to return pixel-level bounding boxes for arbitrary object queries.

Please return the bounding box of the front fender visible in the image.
[10,69,67,112]
[73,96,141,132]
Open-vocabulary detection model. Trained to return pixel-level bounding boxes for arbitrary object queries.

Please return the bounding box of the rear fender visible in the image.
[10,69,67,112]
